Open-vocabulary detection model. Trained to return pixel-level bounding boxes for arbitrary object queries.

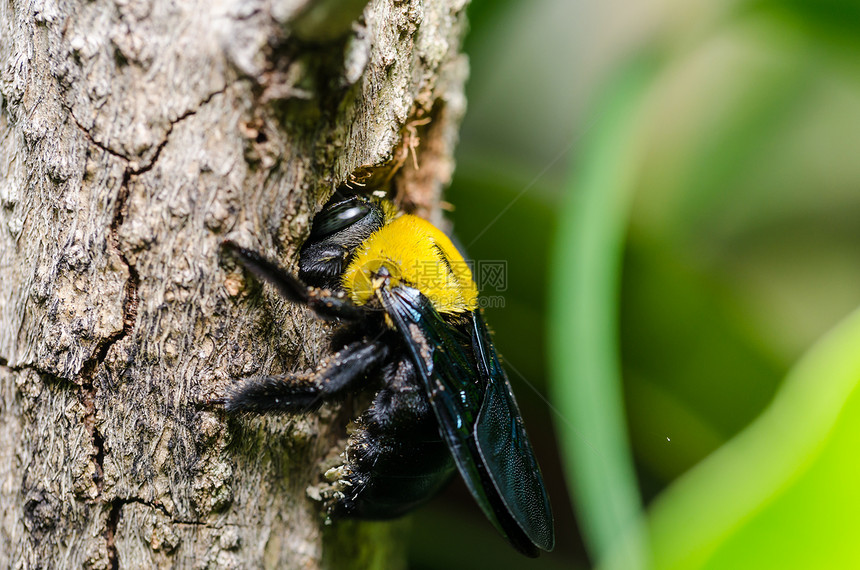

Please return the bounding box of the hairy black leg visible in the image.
[223,340,390,414]
[222,241,365,321]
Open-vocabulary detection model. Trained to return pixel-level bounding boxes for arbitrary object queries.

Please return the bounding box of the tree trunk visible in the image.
[0,0,469,567]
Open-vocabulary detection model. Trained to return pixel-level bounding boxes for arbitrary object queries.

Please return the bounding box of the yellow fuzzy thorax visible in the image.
[342,214,479,314]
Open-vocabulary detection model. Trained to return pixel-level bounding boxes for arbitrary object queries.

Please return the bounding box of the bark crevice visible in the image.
[67,86,229,174]
[106,499,122,570]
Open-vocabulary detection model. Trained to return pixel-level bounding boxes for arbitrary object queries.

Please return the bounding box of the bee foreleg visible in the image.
[221,339,390,415]
[223,240,364,321]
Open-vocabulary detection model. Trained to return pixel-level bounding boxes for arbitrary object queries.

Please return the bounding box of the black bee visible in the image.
[221,194,554,556]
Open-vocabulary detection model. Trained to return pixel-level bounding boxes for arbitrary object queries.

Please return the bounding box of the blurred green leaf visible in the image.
[621,9,860,499]
[621,239,786,488]
[633,14,816,245]
[648,304,860,569]
[744,0,860,56]
[548,56,659,568]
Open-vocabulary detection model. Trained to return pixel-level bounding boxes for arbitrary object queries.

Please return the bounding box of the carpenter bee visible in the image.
[221,194,554,556]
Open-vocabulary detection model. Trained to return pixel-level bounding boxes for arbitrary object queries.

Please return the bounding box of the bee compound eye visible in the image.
[310,199,372,239]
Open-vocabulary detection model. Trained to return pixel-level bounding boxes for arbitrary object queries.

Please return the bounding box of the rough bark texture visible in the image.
[0,0,469,567]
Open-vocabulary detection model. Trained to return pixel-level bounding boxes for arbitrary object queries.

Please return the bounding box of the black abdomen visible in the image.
[334,357,456,519]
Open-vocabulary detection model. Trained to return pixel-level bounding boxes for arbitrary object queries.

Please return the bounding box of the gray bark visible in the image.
[0,0,469,567]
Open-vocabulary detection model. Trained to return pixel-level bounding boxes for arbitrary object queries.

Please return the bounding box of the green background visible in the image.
[408,0,860,568]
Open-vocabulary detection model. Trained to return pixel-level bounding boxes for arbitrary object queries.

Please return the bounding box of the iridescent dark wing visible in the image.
[380,286,554,557]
